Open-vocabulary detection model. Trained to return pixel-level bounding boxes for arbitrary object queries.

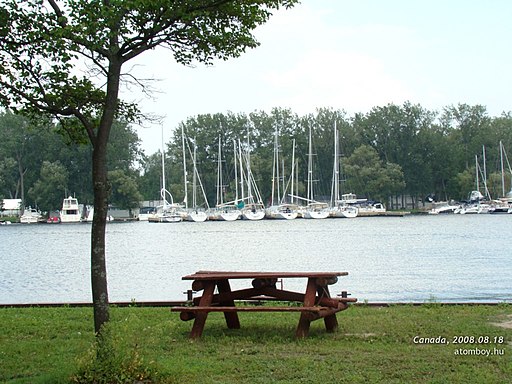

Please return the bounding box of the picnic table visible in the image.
[171,271,357,338]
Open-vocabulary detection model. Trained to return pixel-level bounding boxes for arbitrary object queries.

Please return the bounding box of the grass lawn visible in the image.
[0,304,510,383]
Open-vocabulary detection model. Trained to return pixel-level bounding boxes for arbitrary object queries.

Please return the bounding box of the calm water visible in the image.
[1,214,511,304]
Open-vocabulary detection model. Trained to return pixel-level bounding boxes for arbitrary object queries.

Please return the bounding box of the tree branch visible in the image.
[46,0,66,26]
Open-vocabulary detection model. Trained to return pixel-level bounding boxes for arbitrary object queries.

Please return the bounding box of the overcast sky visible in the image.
[124,0,512,155]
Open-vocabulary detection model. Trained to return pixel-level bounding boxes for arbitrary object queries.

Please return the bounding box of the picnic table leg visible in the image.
[216,279,241,329]
[189,281,216,339]
[296,278,317,338]
[319,286,338,333]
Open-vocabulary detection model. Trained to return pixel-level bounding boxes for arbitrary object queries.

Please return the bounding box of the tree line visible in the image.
[152,103,512,209]
[0,110,144,213]
[2,102,512,213]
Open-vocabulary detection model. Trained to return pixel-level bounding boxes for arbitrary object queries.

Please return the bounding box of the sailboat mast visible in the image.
[233,139,239,203]
[500,141,505,197]
[161,125,167,208]
[246,129,253,203]
[238,139,245,203]
[332,121,339,206]
[482,145,491,200]
[291,138,295,205]
[307,125,313,202]
[192,138,197,208]
[181,126,188,209]
[272,128,280,204]
[217,135,223,206]
[475,155,479,195]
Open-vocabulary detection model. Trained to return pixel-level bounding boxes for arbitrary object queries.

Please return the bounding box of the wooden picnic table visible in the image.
[171,271,357,338]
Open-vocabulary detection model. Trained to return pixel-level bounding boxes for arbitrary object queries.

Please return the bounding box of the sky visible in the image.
[124,0,512,155]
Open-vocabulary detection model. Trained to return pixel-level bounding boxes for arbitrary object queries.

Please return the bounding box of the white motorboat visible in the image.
[138,206,156,221]
[148,205,183,223]
[428,202,459,215]
[20,207,43,223]
[60,196,81,223]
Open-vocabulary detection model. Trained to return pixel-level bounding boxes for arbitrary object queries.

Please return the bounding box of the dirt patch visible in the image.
[491,314,512,329]
[344,333,378,338]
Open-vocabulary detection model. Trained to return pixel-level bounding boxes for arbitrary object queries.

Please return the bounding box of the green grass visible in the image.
[0,304,510,383]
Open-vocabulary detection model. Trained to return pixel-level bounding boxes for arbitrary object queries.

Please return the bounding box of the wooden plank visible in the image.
[183,271,349,280]
[190,287,357,307]
[173,305,350,322]
[172,306,327,313]
[192,287,262,306]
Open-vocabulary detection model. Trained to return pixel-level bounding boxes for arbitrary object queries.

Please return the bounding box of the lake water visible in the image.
[1,214,511,305]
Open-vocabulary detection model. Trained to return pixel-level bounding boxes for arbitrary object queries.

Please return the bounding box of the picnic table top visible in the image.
[182,271,349,280]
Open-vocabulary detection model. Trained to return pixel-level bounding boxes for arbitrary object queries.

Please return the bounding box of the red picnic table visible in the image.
[171,271,357,338]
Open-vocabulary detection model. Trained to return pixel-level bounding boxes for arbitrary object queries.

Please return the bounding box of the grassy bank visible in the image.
[0,304,510,383]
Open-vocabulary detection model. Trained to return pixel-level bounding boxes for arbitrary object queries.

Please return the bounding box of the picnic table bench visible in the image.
[171,271,356,338]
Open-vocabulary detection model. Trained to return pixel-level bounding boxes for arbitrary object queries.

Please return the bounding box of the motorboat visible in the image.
[60,196,81,223]
[20,207,43,224]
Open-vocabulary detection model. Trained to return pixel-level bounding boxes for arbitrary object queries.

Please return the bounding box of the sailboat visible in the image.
[329,122,358,218]
[457,149,491,214]
[238,133,265,220]
[181,128,209,222]
[208,136,241,221]
[302,126,329,219]
[490,141,512,213]
[265,129,298,220]
[148,127,183,223]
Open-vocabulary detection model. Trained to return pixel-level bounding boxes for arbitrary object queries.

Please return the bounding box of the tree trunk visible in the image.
[91,142,110,335]
[90,59,122,335]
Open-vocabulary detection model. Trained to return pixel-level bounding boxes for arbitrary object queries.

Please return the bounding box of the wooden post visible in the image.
[320,286,338,332]
[296,278,317,338]
[216,279,241,330]
[189,281,215,339]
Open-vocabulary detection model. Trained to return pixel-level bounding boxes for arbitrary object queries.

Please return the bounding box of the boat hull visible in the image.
[329,207,358,218]
[148,214,182,223]
[185,211,208,222]
[242,210,265,220]
[303,210,329,219]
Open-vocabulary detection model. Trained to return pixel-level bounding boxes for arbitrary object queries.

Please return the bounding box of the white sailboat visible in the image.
[238,133,265,220]
[329,122,358,218]
[490,141,512,213]
[181,128,209,222]
[148,127,183,223]
[458,151,491,214]
[302,126,329,219]
[208,136,241,221]
[265,129,298,220]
